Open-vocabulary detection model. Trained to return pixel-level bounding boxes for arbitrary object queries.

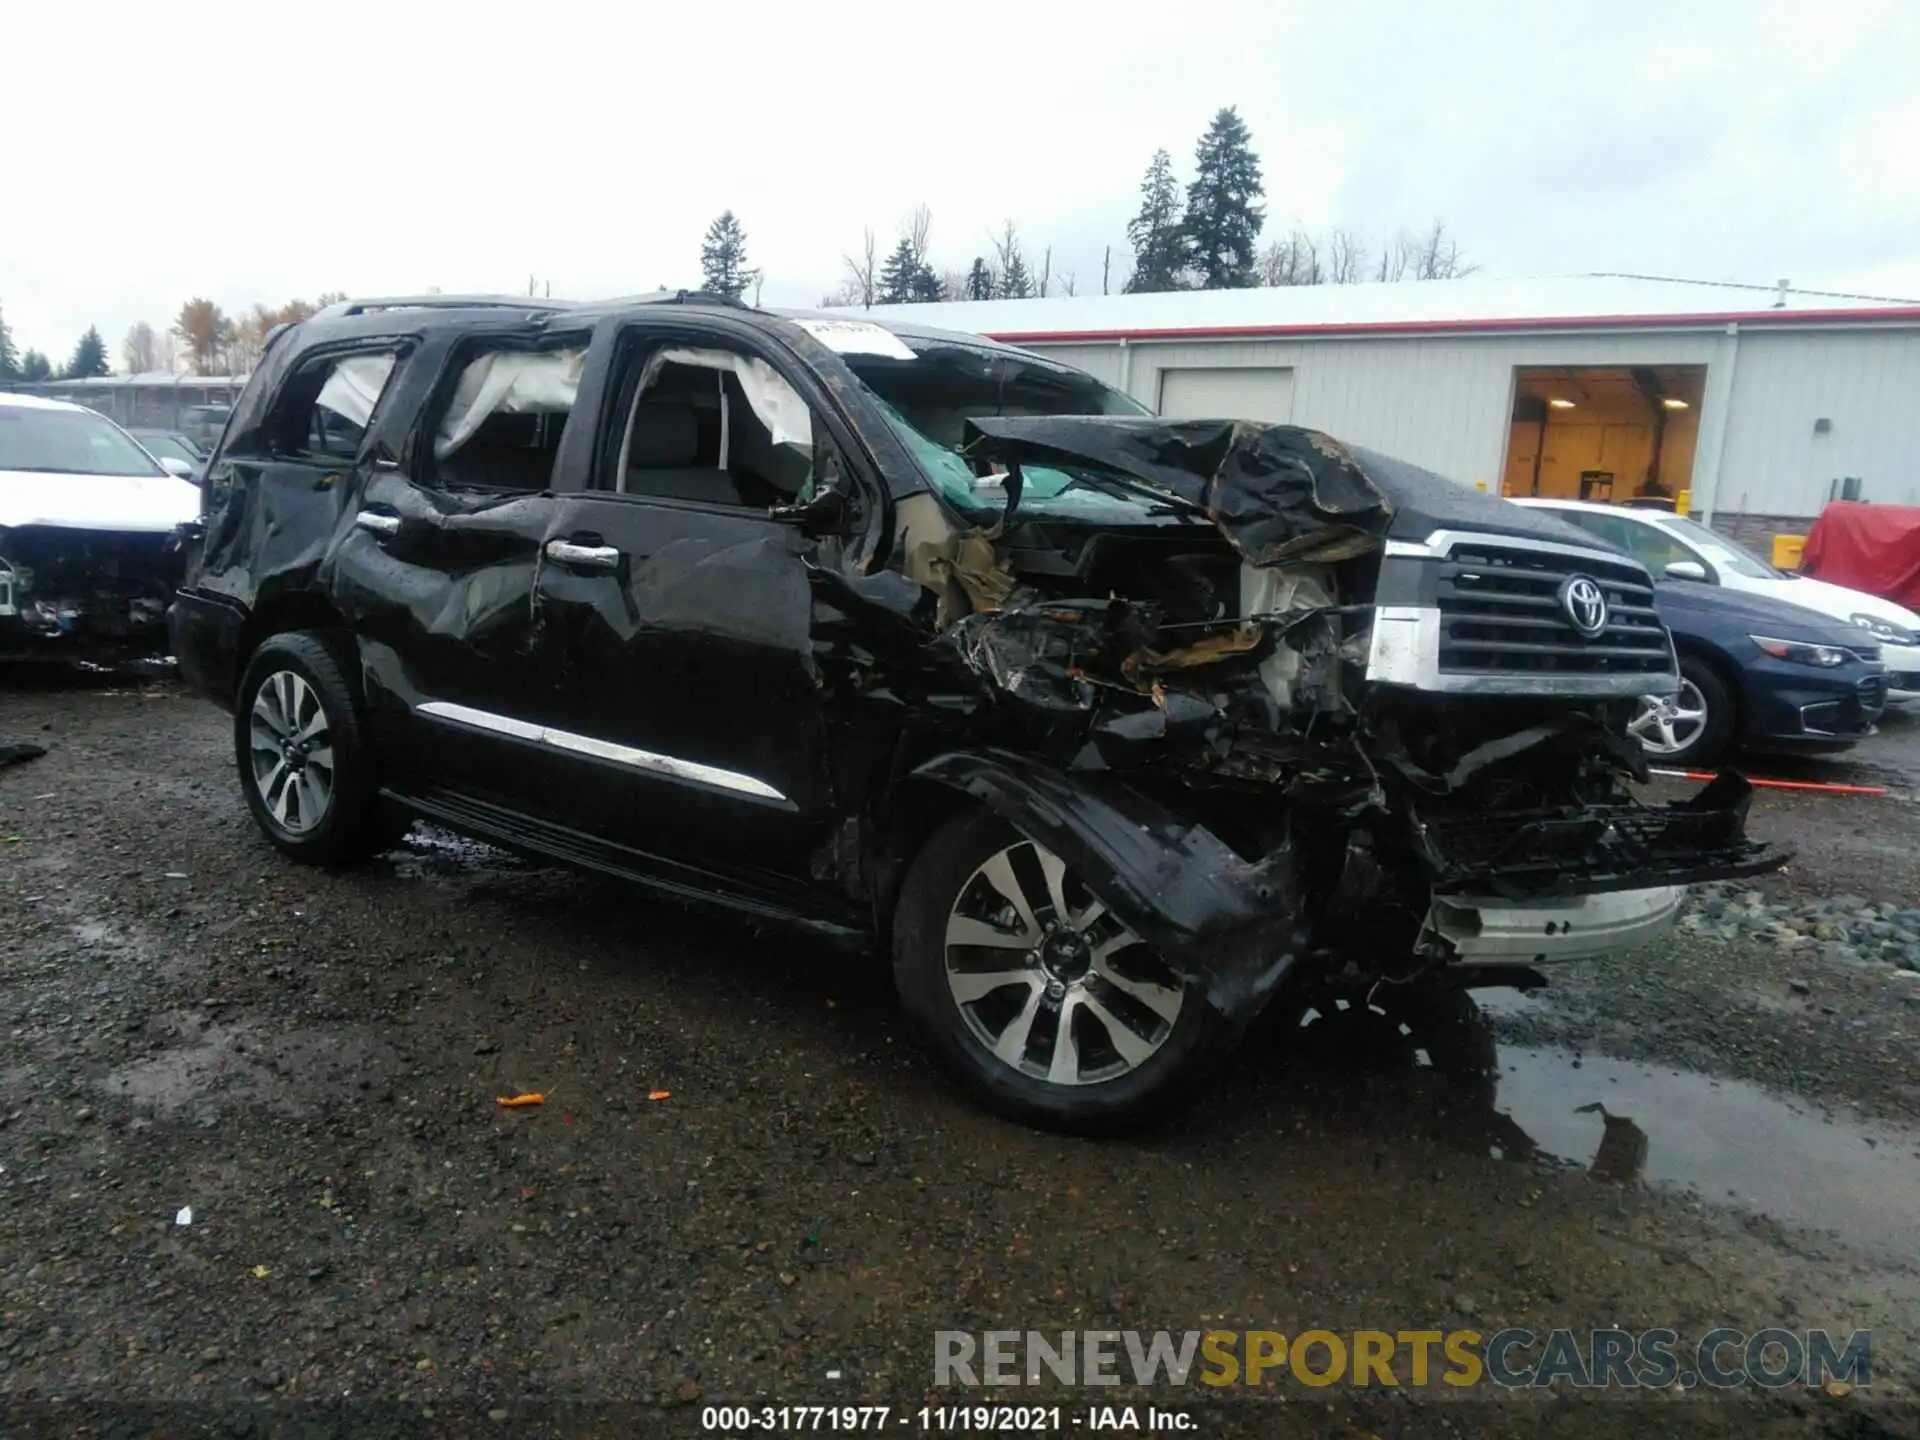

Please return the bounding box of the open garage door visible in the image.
[1504,365,1705,504]
[1158,366,1295,422]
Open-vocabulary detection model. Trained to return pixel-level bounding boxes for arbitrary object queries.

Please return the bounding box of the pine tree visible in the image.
[908,261,945,303]
[699,210,755,300]
[20,350,53,382]
[64,326,110,379]
[0,303,17,382]
[879,238,921,304]
[1183,107,1265,289]
[998,248,1033,299]
[1125,148,1190,293]
[965,258,994,301]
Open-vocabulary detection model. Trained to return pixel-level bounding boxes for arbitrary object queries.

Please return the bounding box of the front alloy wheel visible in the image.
[248,669,335,833]
[893,808,1231,1134]
[944,838,1186,1086]
[1629,678,1708,758]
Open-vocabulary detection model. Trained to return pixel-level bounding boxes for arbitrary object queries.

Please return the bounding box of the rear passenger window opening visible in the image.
[612,343,818,509]
[261,349,401,463]
[426,339,588,492]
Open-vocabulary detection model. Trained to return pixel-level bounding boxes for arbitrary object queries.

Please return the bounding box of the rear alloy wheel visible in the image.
[1628,655,1736,768]
[247,668,335,834]
[893,808,1229,1133]
[234,631,411,866]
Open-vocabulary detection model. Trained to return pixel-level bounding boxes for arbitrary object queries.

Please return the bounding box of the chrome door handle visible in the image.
[354,511,401,537]
[544,540,621,569]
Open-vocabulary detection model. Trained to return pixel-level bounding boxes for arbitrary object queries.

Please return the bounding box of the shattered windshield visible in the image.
[843,336,1172,522]
[0,406,166,478]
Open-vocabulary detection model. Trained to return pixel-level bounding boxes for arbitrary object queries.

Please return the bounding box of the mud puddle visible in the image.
[385,824,529,881]
[1281,987,1920,1257]
[1489,1044,1920,1258]
[102,1010,393,1116]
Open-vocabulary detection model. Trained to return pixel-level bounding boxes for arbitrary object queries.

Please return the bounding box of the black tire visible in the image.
[234,631,411,866]
[892,806,1233,1135]
[1631,653,1737,769]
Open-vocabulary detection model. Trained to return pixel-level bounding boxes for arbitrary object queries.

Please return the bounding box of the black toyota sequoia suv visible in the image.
[170,293,1780,1132]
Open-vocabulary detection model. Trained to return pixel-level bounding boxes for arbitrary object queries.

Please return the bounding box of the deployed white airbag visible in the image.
[435,348,586,458]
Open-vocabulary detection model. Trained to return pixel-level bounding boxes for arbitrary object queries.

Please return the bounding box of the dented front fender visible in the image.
[910,749,1304,1023]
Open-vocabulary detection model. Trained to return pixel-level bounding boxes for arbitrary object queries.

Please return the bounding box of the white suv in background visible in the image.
[1514,499,1920,706]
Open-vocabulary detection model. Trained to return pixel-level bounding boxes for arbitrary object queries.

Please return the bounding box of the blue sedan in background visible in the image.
[1634,579,1886,767]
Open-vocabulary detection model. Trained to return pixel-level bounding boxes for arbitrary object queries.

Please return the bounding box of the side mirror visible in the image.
[158,456,198,481]
[1664,560,1709,582]
[769,451,858,535]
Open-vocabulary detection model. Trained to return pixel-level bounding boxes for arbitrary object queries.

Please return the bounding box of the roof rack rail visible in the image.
[313,294,579,320]
[661,289,754,309]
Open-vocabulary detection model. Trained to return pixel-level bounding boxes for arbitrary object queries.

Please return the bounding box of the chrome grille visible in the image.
[1436,545,1672,679]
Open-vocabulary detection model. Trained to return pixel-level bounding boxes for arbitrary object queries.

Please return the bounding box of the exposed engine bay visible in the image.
[0,525,181,660]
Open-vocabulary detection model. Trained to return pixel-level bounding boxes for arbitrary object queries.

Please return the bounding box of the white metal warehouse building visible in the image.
[859,274,1920,547]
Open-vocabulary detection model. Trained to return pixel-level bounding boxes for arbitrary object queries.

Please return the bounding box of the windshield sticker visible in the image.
[794,318,918,361]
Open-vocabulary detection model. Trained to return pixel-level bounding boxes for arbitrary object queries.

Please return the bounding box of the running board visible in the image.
[382,785,869,942]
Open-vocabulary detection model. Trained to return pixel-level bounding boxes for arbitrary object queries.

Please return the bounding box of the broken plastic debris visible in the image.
[250,1265,271,1278]
[175,1206,192,1226]
[495,1093,545,1107]
[648,1090,671,1102]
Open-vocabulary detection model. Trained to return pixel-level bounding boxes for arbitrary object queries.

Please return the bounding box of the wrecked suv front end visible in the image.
[899,408,1781,1028]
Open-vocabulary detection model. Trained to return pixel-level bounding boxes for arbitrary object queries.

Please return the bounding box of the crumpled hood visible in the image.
[0,467,200,534]
[963,415,1603,564]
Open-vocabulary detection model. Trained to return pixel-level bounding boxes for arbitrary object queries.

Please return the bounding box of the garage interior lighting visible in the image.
[1662,397,1690,409]
[1548,398,1577,409]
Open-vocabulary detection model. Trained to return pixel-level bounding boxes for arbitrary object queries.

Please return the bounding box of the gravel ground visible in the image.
[3,674,1919,1438]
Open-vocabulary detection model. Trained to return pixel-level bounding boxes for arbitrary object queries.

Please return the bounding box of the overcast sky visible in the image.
[5,0,1918,364]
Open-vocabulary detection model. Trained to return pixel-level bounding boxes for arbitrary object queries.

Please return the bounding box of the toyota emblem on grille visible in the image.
[1558,575,1609,638]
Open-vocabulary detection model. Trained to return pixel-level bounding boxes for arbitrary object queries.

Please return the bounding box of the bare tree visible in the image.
[903,204,933,261]
[1101,246,1112,296]
[1036,244,1052,299]
[841,228,880,308]
[938,268,971,301]
[1327,228,1366,284]
[122,321,160,374]
[1059,272,1077,297]
[1257,229,1324,287]
[1374,229,1416,283]
[1409,219,1478,280]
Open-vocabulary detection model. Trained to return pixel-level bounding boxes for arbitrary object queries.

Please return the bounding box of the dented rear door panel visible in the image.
[325,467,574,805]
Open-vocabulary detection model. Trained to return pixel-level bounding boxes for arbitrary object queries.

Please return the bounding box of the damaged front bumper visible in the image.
[1429,885,1687,967]
[0,526,184,662]
[1420,772,1780,901]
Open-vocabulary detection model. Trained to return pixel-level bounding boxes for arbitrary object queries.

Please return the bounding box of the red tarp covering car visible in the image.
[1801,501,1920,608]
